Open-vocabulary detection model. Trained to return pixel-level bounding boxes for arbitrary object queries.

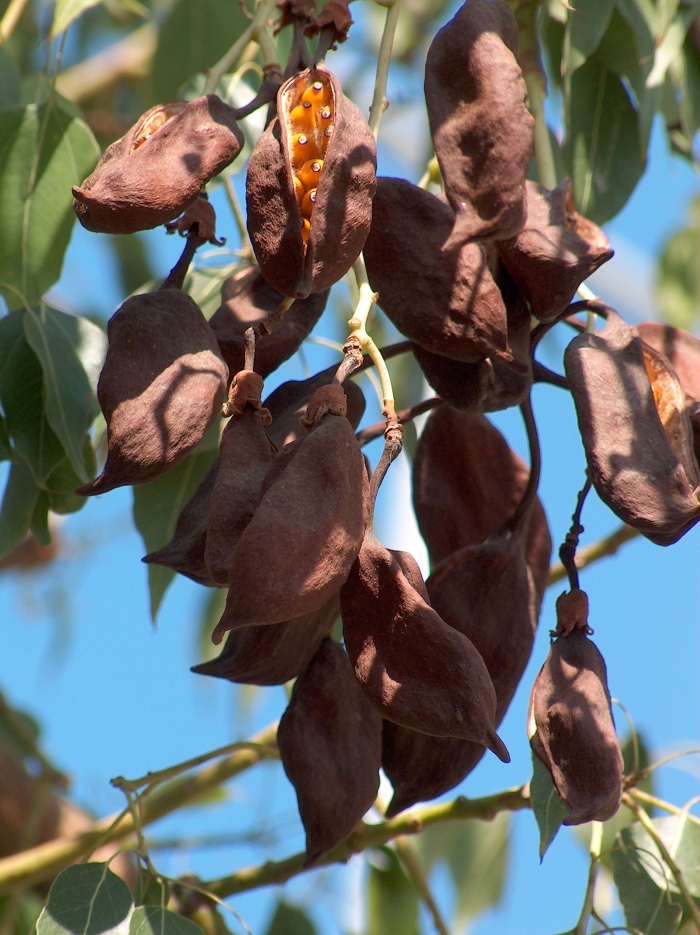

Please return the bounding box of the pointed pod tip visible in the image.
[488,732,511,764]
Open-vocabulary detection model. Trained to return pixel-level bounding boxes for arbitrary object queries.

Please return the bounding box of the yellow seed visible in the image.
[322,125,333,154]
[301,217,311,244]
[293,175,305,205]
[301,80,331,109]
[301,188,317,219]
[290,102,315,134]
[291,133,318,167]
[299,158,323,190]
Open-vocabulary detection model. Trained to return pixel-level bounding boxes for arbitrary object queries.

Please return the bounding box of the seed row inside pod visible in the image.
[286,74,335,245]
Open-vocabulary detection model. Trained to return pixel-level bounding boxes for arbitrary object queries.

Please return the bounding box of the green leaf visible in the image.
[151,0,249,103]
[0,458,42,559]
[51,0,107,37]
[530,753,569,859]
[0,892,44,935]
[129,907,202,935]
[23,305,98,482]
[656,197,700,330]
[133,870,169,909]
[0,48,21,111]
[0,415,10,461]
[30,490,51,545]
[668,34,700,148]
[611,826,683,935]
[132,449,218,619]
[264,901,317,935]
[184,262,243,321]
[563,52,644,224]
[0,95,99,311]
[366,847,419,935]
[0,311,67,485]
[36,863,133,935]
[46,440,96,515]
[616,0,655,61]
[416,813,509,927]
[564,0,614,76]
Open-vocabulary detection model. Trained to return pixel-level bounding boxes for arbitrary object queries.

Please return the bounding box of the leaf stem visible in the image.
[222,176,254,261]
[368,0,402,139]
[575,821,602,935]
[395,837,452,935]
[349,255,395,417]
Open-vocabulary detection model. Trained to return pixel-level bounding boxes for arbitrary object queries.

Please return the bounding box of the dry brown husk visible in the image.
[529,625,623,825]
[340,533,509,760]
[205,377,277,586]
[412,345,491,411]
[496,181,613,321]
[246,65,376,298]
[77,287,228,496]
[638,322,700,402]
[212,385,367,641]
[564,310,700,545]
[363,178,511,364]
[208,266,329,379]
[73,96,244,235]
[142,456,219,586]
[424,0,533,246]
[192,594,339,685]
[277,637,382,866]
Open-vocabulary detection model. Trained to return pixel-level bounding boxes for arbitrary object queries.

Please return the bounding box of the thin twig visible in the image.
[369,416,404,514]
[368,0,402,138]
[356,398,442,447]
[548,524,639,586]
[203,0,280,95]
[395,837,452,935]
[163,231,206,290]
[628,789,700,820]
[533,360,569,390]
[575,822,603,935]
[502,395,540,534]
[559,473,592,591]
[243,328,256,371]
[222,176,254,261]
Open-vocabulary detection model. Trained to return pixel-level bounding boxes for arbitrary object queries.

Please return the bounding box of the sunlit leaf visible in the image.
[367,847,419,935]
[264,901,317,935]
[530,753,569,859]
[129,907,202,935]
[611,825,684,935]
[51,0,106,37]
[36,863,133,935]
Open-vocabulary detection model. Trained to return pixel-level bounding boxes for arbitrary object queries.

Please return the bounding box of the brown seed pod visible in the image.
[77,288,228,496]
[424,0,533,246]
[205,380,277,587]
[246,65,376,298]
[73,96,244,235]
[412,345,491,411]
[485,274,533,412]
[208,266,329,380]
[192,594,339,686]
[496,181,613,322]
[564,310,700,545]
[277,638,382,866]
[529,627,623,825]
[211,385,368,641]
[363,179,511,364]
[340,534,509,759]
[638,322,700,402]
[142,457,219,587]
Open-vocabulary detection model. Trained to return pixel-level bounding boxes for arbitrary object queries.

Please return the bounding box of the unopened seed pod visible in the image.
[246,66,376,298]
[564,310,700,545]
[211,384,368,641]
[192,594,339,686]
[77,288,228,496]
[363,179,511,364]
[424,0,533,246]
[142,457,219,587]
[208,266,329,380]
[73,96,244,235]
[277,638,382,866]
[529,624,623,825]
[412,346,491,411]
[497,181,613,321]
[341,534,509,760]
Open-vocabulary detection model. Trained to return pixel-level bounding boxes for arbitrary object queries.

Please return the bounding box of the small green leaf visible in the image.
[151,0,248,103]
[184,263,243,321]
[563,52,644,223]
[36,863,133,935]
[0,311,67,485]
[530,753,569,859]
[0,48,21,111]
[133,869,169,909]
[611,825,684,935]
[51,0,107,37]
[263,901,317,935]
[0,458,42,560]
[129,908,202,935]
[132,448,218,619]
[23,306,98,482]
[367,847,419,935]
[564,0,614,75]
[30,491,51,545]
[0,95,99,310]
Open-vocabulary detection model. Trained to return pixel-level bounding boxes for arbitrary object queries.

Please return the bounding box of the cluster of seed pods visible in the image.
[66,0,700,864]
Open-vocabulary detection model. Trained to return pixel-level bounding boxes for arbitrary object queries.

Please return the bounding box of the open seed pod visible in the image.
[192,594,339,685]
[424,0,533,246]
[363,179,511,364]
[77,287,228,496]
[73,96,244,235]
[564,310,700,545]
[211,384,368,642]
[205,373,277,586]
[340,533,509,760]
[264,363,366,448]
[246,65,376,298]
[277,638,382,866]
[208,266,329,379]
[497,181,613,322]
[529,594,623,825]
[142,457,219,586]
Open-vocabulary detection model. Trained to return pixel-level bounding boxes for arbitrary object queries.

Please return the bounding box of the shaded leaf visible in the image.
[51,0,105,37]
[0,416,10,462]
[46,440,97,516]
[0,311,67,485]
[36,863,133,935]
[0,892,43,935]
[30,491,51,545]
[129,908,202,935]
[0,49,21,111]
[530,752,569,859]
[133,870,169,909]
[0,96,99,310]
[611,826,683,935]
[23,306,98,482]
[0,458,42,559]
[621,814,700,898]
[564,0,614,75]
[656,197,700,330]
[367,847,419,935]
[264,901,317,935]
[132,448,218,620]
